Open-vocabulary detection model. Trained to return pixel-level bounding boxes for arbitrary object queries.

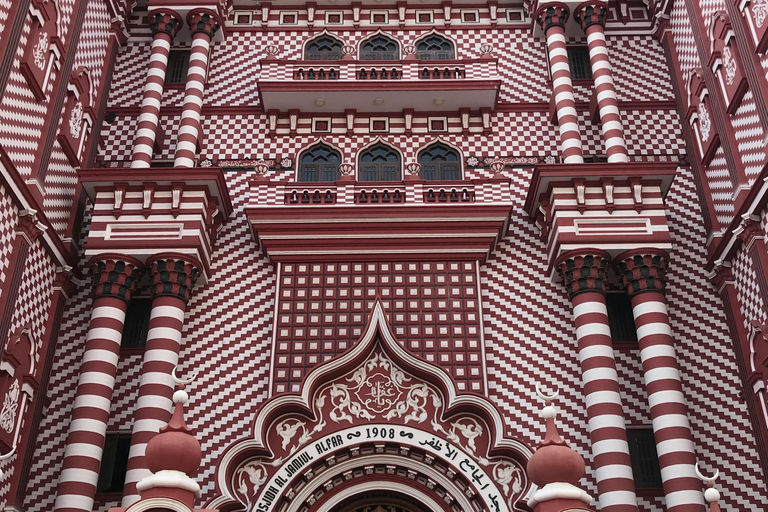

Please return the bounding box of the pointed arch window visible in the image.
[415,34,455,60]
[361,34,399,61]
[299,143,342,181]
[419,143,461,180]
[305,35,343,60]
[359,143,402,181]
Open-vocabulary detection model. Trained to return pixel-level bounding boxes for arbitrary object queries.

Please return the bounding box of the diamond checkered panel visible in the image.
[704,148,735,226]
[609,36,675,102]
[100,116,135,161]
[22,283,93,512]
[0,20,51,176]
[72,0,112,92]
[106,354,143,430]
[0,0,11,37]
[697,0,727,25]
[732,243,767,329]
[622,109,684,154]
[0,241,55,507]
[58,0,76,42]
[732,90,768,180]
[665,165,768,510]
[580,111,604,156]
[43,142,78,235]
[108,42,151,109]
[670,0,700,76]
[0,184,18,301]
[274,261,484,395]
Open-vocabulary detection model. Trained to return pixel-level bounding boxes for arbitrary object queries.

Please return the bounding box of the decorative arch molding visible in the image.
[295,138,345,182]
[707,11,748,114]
[354,137,404,164]
[415,137,465,180]
[410,30,459,59]
[302,29,346,59]
[685,68,720,166]
[208,301,534,512]
[357,30,403,59]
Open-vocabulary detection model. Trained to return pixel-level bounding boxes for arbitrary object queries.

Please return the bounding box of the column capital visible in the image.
[148,254,202,303]
[89,256,143,302]
[555,249,611,299]
[53,267,78,299]
[536,3,570,33]
[148,9,183,38]
[187,10,221,39]
[614,249,669,297]
[573,2,609,31]
[16,209,47,245]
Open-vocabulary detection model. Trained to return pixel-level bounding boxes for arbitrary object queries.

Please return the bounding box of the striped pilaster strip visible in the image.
[557,251,638,512]
[120,295,186,505]
[130,33,172,168]
[173,19,215,168]
[616,250,704,512]
[53,296,128,512]
[630,291,704,511]
[578,3,628,163]
[573,291,638,512]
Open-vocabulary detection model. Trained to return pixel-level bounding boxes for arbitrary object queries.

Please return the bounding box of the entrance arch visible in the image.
[208,301,534,512]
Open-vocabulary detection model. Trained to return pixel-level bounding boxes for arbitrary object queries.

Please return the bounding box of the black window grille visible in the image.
[359,143,402,181]
[165,50,190,84]
[97,433,132,493]
[361,35,399,60]
[305,35,344,60]
[627,429,663,488]
[299,143,342,181]
[567,46,592,80]
[606,292,638,343]
[419,143,461,180]
[415,34,455,60]
[122,298,152,349]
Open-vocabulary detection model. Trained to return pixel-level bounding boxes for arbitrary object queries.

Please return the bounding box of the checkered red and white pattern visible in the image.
[72,0,111,92]
[0,184,19,304]
[731,90,768,181]
[703,148,735,227]
[43,142,78,235]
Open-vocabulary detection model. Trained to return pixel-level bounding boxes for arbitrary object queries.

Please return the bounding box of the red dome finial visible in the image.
[145,381,202,477]
[526,386,586,487]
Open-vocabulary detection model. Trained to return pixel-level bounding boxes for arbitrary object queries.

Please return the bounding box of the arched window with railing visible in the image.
[360,34,399,60]
[418,143,461,180]
[298,143,342,181]
[358,143,402,181]
[415,34,455,60]
[304,34,344,60]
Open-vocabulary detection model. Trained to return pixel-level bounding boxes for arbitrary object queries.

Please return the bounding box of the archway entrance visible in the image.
[334,491,434,512]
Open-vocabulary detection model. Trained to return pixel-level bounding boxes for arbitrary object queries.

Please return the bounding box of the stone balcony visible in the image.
[247,175,514,262]
[257,52,501,113]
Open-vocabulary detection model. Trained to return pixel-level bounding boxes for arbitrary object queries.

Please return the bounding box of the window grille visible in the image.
[122,298,152,349]
[165,50,190,84]
[567,46,592,80]
[361,35,399,60]
[419,143,461,180]
[627,429,663,488]
[97,433,132,493]
[299,143,342,181]
[305,35,344,60]
[415,35,455,60]
[605,292,638,343]
[359,143,402,181]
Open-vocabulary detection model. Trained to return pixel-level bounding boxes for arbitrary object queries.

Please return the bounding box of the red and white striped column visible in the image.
[536,4,583,164]
[53,258,143,512]
[173,10,220,168]
[130,11,182,169]
[574,3,628,163]
[615,250,705,512]
[556,250,638,512]
[121,255,201,506]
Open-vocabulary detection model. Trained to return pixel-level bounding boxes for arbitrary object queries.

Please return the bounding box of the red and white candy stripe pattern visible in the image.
[542,18,584,164]
[130,33,172,169]
[173,31,212,168]
[585,23,628,163]
[630,291,704,511]
[572,291,638,512]
[121,295,187,505]
[53,296,129,512]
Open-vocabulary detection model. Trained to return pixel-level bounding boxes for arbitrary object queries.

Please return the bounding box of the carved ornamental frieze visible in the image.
[211,302,533,512]
[709,12,748,113]
[686,68,721,165]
